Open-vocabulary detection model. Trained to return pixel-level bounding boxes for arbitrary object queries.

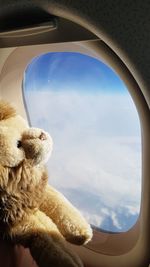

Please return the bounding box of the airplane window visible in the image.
[23,52,141,233]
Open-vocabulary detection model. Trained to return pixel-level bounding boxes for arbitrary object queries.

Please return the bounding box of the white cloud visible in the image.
[124,205,140,216]
[81,212,103,228]
[24,89,141,231]
[111,211,122,230]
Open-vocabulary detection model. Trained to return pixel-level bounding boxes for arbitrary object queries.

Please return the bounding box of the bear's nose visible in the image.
[39,132,47,141]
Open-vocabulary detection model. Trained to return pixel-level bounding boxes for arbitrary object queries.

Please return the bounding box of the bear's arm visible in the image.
[10,210,83,267]
[40,184,92,245]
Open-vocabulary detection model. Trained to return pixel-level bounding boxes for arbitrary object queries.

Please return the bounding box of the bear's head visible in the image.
[0,101,53,168]
[0,101,53,225]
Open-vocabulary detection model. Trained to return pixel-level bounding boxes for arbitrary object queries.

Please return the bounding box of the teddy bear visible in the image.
[0,100,92,267]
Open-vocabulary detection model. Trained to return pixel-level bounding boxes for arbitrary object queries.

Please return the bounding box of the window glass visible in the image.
[23,52,141,232]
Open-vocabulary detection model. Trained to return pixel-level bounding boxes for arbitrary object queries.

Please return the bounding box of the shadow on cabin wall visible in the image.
[0,240,37,267]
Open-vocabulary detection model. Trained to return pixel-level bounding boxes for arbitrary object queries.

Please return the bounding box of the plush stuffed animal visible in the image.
[0,100,92,267]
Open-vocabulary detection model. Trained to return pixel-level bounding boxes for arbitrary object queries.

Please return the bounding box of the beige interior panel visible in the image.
[0,1,149,266]
[0,40,149,266]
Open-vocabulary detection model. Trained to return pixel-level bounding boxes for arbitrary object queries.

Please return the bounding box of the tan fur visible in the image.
[0,101,16,120]
[0,163,47,226]
[0,101,92,267]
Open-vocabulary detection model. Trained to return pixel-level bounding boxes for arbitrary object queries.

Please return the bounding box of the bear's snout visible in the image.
[21,128,53,165]
[39,132,47,141]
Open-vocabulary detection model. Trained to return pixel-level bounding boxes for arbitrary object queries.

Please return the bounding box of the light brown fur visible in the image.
[0,100,92,267]
[0,101,16,120]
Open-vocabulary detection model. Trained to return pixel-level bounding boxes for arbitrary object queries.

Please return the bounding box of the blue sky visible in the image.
[25,52,127,93]
[24,52,141,232]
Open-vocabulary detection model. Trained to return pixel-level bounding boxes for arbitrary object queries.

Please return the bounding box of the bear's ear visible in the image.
[0,100,16,120]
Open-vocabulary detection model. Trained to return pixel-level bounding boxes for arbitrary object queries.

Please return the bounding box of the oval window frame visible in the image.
[0,40,149,260]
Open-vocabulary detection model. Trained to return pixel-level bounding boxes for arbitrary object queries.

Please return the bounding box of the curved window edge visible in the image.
[0,41,149,260]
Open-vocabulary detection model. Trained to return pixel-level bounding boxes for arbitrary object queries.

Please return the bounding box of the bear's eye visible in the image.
[17,140,22,148]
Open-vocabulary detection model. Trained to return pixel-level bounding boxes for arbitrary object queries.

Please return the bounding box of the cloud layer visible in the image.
[24,89,141,232]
